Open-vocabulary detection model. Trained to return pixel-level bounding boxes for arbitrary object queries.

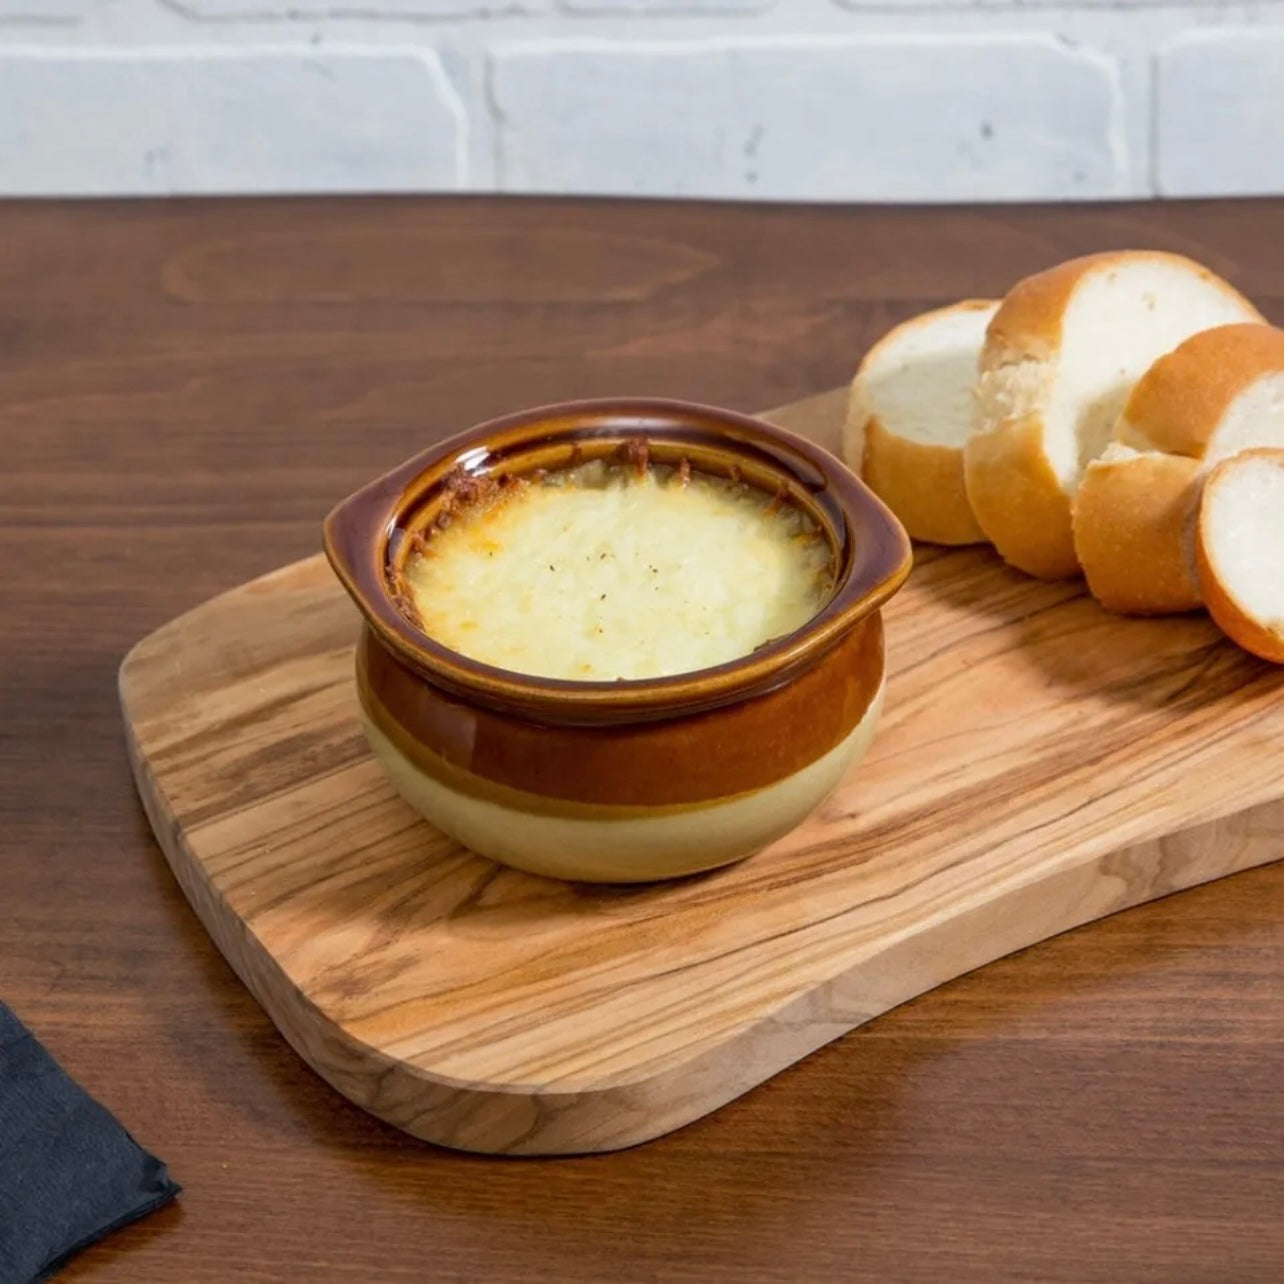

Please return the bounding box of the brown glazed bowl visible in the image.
[324,398,911,883]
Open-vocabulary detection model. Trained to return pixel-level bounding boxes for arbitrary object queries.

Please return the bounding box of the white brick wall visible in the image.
[492,36,1125,199]
[0,49,465,193]
[0,0,1276,200]
[1156,33,1284,196]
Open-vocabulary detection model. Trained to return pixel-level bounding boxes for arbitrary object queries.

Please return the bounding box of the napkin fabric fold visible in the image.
[0,1001,180,1283]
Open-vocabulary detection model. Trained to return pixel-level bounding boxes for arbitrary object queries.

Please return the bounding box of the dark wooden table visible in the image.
[4,196,1283,1282]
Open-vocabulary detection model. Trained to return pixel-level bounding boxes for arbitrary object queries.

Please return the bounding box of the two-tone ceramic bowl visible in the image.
[324,399,910,883]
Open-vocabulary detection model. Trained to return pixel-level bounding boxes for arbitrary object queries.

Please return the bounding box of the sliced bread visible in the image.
[844,300,997,545]
[1115,323,1284,464]
[1071,445,1203,615]
[964,251,1262,580]
[1075,323,1284,616]
[1195,448,1284,664]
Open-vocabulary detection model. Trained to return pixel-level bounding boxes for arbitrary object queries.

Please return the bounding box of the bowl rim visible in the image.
[323,396,911,723]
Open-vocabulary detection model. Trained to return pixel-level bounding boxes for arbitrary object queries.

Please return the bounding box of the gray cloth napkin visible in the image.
[0,1000,180,1283]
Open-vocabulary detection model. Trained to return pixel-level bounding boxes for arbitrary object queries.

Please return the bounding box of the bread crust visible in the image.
[1196,447,1284,663]
[964,415,1078,579]
[1073,451,1202,615]
[980,252,1120,362]
[966,251,1261,580]
[861,417,986,545]
[845,299,994,546]
[1117,323,1284,458]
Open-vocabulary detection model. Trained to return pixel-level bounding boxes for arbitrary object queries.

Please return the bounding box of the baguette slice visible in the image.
[965,251,1262,580]
[1075,323,1284,615]
[1196,448,1284,664]
[1072,445,1203,615]
[845,300,997,545]
[1116,323,1284,463]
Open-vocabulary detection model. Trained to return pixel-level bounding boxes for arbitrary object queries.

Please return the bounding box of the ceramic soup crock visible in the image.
[324,398,911,883]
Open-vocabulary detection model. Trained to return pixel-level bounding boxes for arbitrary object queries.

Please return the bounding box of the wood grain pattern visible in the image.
[120,384,1284,1154]
[9,196,1284,1279]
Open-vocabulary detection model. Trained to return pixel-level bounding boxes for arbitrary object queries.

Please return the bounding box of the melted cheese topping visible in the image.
[404,464,832,681]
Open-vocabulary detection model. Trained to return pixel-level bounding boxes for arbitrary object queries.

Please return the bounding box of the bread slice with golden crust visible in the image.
[1072,445,1203,615]
[1075,323,1284,616]
[964,251,1262,580]
[1196,448,1284,664]
[844,300,996,546]
[1115,323,1284,463]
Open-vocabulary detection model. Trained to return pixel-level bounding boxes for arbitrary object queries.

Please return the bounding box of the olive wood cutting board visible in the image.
[120,387,1284,1155]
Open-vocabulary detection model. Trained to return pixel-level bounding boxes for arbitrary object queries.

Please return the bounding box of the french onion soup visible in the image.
[394,446,835,682]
